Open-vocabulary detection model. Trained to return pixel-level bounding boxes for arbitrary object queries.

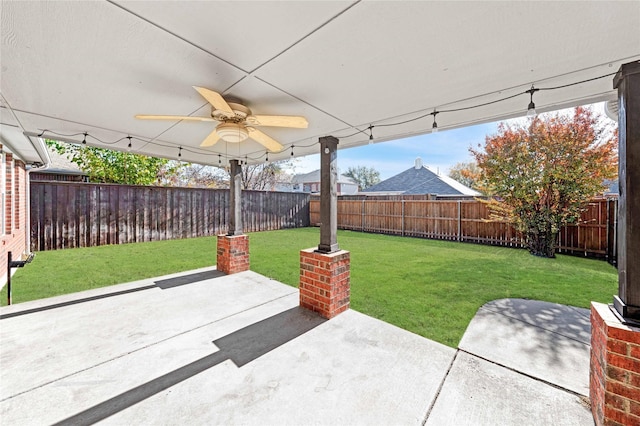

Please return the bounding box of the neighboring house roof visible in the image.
[38,148,85,176]
[362,158,480,196]
[292,169,358,186]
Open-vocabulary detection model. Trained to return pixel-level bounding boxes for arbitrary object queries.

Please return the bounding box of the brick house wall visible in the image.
[0,148,28,289]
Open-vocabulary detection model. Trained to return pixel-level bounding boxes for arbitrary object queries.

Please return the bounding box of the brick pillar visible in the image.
[217,234,249,275]
[590,302,640,426]
[299,248,350,319]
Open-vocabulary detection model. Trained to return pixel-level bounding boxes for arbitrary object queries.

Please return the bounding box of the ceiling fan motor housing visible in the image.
[212,102,251,122]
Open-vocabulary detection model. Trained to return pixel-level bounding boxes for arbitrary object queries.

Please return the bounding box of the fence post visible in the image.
[457,200,462,242]
[607,198,618,266]
[578,211,582,256]
[361,199,365,232]
[401,200,405,237]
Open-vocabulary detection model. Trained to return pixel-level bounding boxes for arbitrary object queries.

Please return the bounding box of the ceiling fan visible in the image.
[135,86,308,152]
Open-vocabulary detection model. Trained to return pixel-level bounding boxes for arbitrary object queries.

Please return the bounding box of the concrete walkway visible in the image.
[0,268,594,425]
[428,299,594,425]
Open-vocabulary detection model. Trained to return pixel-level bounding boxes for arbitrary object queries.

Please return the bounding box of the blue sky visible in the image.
[291,102,612,180]
[292,122,497,180]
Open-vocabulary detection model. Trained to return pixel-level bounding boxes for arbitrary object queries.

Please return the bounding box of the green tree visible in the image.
[448,161,482,191]
[470,106,617,258]
[46,140,179,185]
[344,166,380,190]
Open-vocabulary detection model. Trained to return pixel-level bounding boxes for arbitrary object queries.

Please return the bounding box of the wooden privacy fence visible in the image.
[310,196,617,262]
[31,182,310,251]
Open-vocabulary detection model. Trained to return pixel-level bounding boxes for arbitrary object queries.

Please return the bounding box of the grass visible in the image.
[0,237,218,305]
[250,228,617,347]
[2,228,617,347]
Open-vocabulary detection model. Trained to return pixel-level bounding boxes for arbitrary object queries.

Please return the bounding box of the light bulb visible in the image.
[526,86,539,118]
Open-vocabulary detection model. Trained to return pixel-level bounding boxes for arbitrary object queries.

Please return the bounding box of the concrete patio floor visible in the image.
[0,268,594,425]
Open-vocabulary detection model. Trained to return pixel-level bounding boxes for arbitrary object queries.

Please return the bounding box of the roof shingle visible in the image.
[362,162,479,196]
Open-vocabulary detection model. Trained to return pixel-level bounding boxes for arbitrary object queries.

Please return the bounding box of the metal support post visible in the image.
[612,61,640,321]
[228,159,243,236]
[317,136,339,254]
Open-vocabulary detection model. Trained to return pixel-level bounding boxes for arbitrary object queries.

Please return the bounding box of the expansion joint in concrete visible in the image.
[422,349,460,425]
[457,348,587,398]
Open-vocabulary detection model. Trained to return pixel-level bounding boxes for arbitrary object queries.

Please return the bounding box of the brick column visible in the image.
[590,302,640,426]
[217,234,249,275]
[300,248,350,319]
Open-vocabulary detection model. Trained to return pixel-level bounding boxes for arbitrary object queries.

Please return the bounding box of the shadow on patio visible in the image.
[1,269,594,425]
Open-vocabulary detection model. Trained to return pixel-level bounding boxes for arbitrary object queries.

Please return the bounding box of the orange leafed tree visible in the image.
[470,106,617,258]
[448,161,482,191]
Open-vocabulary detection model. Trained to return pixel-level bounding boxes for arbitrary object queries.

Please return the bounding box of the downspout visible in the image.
[25,158,51,254]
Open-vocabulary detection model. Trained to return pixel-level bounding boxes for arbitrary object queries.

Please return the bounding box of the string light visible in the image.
[526,85,539,118]
[32,71,616,163]
[343,72,615,138]
[126,136,132,151]
[431,110,439,133]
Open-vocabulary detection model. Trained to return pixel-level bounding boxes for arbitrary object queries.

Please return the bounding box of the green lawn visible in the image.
[1,228,617,347]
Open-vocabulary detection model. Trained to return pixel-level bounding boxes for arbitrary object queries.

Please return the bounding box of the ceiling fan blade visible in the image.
[192,86,233,115]
[135,114,216,122]
[200,129,221,147]
[246,115,308,128]
[247,128,284,152]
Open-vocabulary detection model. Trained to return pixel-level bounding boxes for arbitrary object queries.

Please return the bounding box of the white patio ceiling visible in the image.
[1,1,639,166]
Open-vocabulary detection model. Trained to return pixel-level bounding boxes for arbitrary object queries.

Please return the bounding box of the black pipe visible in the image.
[7,251,12,306]
[6,251,35,305]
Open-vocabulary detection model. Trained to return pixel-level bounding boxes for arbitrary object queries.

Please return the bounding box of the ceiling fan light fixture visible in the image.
[216,122,249,143]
